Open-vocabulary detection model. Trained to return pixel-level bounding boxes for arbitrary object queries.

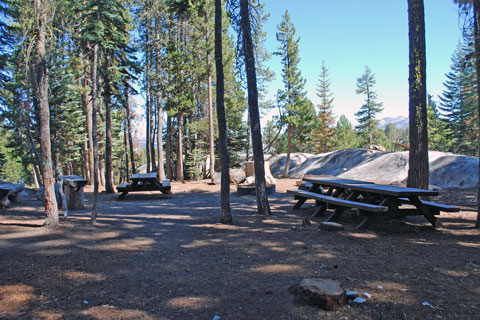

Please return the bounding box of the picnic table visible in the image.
[0,182,25,208]
[288,177,459,229]
[62,175,87,210]
[117,173,171,199]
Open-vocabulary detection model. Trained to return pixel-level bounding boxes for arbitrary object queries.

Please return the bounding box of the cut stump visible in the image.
[288,278,346,310]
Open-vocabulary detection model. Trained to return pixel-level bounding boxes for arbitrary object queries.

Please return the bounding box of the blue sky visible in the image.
[261,0,463,124]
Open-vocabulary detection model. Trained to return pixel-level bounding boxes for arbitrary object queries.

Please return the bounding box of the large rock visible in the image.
[229,168,246,185]
[288,149,382,178]
[429,153,478,189]
[269,153,313,177]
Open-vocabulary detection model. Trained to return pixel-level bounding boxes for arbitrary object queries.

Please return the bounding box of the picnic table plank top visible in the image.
[0,183,25,193]
[131,173,158,180]
[302,177,374,188]
[346,183,439,197]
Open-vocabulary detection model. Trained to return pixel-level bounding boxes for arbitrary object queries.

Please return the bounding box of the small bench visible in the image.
[287,189,388,221]
[396,197,459,214]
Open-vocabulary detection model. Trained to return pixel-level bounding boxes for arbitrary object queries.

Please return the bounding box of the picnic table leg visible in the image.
[151,179,169,195]
[325,207,346,222]
[119,180,139,200]
[311,204,327,217]
[408,196,443,228]
[292,198,307,210]
[356,211,378,229]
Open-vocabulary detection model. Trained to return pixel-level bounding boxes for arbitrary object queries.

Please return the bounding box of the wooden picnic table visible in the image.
[0,182,25,208]
[118,173,171,200]
[288,178,459,229]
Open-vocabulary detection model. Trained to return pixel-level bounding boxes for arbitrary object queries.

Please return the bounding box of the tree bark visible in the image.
[177,113,184,183]
[215,0,232,224]
[124,85,136,175]
[166,115,173,179]
[206,12,215,183]
[157,92,166,180]
[35,0,59,226]
[407,0,429,190]
[104,59,114,193]
[473,0,480,228]
[240,0,271,216]
[91,42,100,223]
[283,122,293,177]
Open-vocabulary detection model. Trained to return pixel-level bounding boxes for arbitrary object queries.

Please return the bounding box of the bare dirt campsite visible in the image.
[1,179,479,320]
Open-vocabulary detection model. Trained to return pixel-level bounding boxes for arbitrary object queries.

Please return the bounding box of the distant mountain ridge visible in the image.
[378,116,409,129]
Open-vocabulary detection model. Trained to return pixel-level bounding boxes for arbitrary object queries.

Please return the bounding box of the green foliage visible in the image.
[186,148,205,180]
[355,66,384,146]
[439,33,478,156]
[427,95,451,151]
[333,115,361,150]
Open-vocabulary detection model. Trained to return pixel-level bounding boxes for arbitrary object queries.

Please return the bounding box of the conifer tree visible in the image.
[333,115,361,150]
[275,9,306,176]
[313,62,335,153]
[355,66,383,146]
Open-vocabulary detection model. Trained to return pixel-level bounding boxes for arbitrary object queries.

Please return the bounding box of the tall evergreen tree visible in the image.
[275,9,306,176]
[313,61,335,153]
[407,0,429,192]
[354,66,383,146]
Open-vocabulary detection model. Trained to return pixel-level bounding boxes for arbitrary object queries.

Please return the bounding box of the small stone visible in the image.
[352,297,366,304]
[213,316,221,320]
[422,301,432,307]
[363,292,372,299]
[83,300,88,304]
[319,222,344,231]
[377,285,383,289]
[346,291,359,299]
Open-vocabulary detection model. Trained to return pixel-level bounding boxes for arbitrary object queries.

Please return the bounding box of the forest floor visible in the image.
[0,178,479,320]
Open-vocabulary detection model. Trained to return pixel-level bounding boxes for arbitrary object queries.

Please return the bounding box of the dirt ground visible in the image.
[0,178,479,320]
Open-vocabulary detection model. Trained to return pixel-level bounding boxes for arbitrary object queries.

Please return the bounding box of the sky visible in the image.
[260,0,463,125]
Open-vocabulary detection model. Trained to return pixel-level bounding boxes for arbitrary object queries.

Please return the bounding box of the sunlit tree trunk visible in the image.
[91,42,100,223]
[215,0,232,223]
[35,0,59,226]
[177,113,184,183]
[240,0,271,216]
[473,0,480,227]
[157,92,166,180]
[407,0,429,190]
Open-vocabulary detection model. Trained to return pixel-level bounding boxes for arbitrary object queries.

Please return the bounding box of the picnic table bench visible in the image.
[0,182,25,208]
[289,177,460,229]
[118,173,171,199]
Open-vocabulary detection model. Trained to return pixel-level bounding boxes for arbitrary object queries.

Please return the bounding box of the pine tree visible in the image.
[275,9,307,176]
[313,62,335,153]
[427,95,451,151]
[333,115,361,150]
[355,66,383,146]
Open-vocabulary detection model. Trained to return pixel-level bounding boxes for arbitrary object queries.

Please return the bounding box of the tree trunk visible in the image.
[104,60,114,193]
[91,42,100,223]
[177,113,184,183]
[32,163,40,189]
[215,0,232,223]
[124,85,136,175]
[123,114,129,182]
[206,13,215,183]
[157,93,166,180]
[146,28,151,173]
[240,0,271,216]
[166,114,173,180]
[35,0,59,226]
[473,0,480,228]
[406,0,429,190]
[283,122,293,177]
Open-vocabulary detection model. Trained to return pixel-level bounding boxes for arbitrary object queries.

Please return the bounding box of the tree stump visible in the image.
[288,278,346,310]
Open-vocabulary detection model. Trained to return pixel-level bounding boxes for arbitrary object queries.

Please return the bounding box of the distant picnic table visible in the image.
[117,173,171,200]
[288,177,459,229]
[0,182,25,208]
